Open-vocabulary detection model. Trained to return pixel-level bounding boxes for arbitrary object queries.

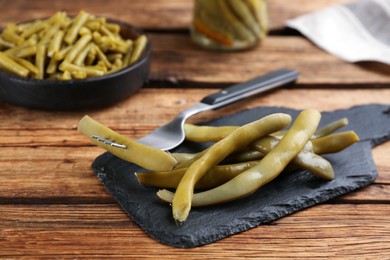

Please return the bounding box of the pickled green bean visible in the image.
[252,136,334,180]
[47,30,64,57]
[313,118,348,138]
[226,0,261,37]
[0,52,29,77]
[78,115,177,172]
[217,0,255,42]
[128,35,147,65]
[64,10,90,45]
[312,131,359,155]
[171,113,292,222]
[160,109,320,218]
[136,160,259,190]
[184,124,238,142]
[35,44,46,79]
[64,34,92,63]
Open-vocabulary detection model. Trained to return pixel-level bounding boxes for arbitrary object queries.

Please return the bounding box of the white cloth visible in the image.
[286,0,390,65]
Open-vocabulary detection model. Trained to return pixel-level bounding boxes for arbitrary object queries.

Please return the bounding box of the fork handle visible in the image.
[200,68,299,109]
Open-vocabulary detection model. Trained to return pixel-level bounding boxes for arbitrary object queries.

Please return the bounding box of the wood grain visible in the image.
[1,204,389,257]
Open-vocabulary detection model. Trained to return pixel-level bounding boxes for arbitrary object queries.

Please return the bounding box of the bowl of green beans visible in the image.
[0,11,151,110]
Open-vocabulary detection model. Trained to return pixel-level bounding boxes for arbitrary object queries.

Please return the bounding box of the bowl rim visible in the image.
[0,17,151,86]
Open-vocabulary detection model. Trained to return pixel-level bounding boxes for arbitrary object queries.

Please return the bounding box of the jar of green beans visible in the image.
[191,0,268,51]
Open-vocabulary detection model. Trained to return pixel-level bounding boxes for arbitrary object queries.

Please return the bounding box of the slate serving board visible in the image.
[92,104,390,248]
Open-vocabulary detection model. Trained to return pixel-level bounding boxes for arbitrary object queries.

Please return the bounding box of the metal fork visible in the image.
[96,68,299,151]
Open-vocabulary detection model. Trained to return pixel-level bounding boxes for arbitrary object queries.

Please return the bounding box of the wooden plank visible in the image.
[0,146,112,201]
[269,0,354,30]
[0,0,352,30]
[148,34,390,86]
[0,144,388,202]
[0,0,192,29]
[0,89,389,130]
[1,204,389,257]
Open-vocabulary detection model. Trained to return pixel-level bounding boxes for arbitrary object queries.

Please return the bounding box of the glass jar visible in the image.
[191,0,268,51]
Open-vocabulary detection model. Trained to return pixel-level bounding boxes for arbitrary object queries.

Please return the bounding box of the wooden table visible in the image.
[1,0,389,258]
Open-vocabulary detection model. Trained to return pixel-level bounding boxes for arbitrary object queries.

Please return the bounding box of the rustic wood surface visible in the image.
[0,0,389,258]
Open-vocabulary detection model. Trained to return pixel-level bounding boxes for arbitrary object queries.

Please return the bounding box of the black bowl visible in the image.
[0,20,151,110]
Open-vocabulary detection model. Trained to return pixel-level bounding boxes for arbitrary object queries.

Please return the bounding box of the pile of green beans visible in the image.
[0,11,147,80]
[191,0,268,50]
[78,110,359,224]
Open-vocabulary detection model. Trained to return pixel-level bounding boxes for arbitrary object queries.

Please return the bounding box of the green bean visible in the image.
[38,24,60,46]
[45,11,67,26]
[0,37,15,49]
[111,57,123,72]
[184,124,238,142]
[94,45,112,69]
[46,56,59,74]
[54,45,72,61]
[313,118,348,138]
[223,149,263,163]
[16,22,34,32]
[252,136,334,180]
[74,42,94,66]
[173,148,210,169]
[2,26,24,45]
[20,20,48,39]
[100,25,116,39]
[160,109,320,216]
[226,0,261,37]
[312,131,359,155]
[217,0,255,42]
[78,26,91,36]
[12,57,39,75]
[0,52,29,77]
[193,0,235,46]
[128,35,147,65]
[64,33,92,63]
[184,117,350,143]
[85,20,101,31]
[122,40,133,66]
[171,113,292,223]
[47,30,64,57]
[292,151,334,180]
[71,70,87,79]
[64,10,90,45]
[35,45,46,79]
[59,62,105,77]
[173,148,263,169]
[14,45,37,58]
[60,70,71,80]
[85,43,97,65]
[78,115,177,172]
[136,160,259,190]
[4,38,36,56]
[107,53,124,62]
[172,153,198,164]
[245,0,268,39]
[109,38,131,54]
[106,23,121,34]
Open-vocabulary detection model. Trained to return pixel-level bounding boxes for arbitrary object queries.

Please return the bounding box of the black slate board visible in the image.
[92,104,390,248]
